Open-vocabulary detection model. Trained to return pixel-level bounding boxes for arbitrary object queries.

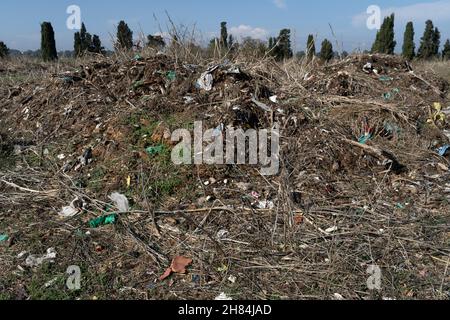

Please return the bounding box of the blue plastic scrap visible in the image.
[437,145,450,156]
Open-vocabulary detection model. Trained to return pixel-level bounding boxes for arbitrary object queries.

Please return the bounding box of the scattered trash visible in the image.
[183,96,194,104]
[167,70,176,82]
[257,200,275,210]
[132,54,142,61]
[236,182,252,191]
[145,145,164,156]
[216,229,229,241]
[251,97,271,112]
[379,76,394,82]
[333,293,345,300]
[89,214,118,229]
[192,274,201,284]
[396,203,406,210]
[108,192,130,213]
[0,234,9,242]
[58,197,84,218]
[44,277,58,288]
[58,206,78,218]
[228,275,237,284]
[383,88,400,101]
[196,65,219,91]
[437,145,450,157]
[75,148,93,170]
[126,175,131,188]
[215,292,233,301]
[57,154,66,160]
[362,62,373,74]
[383,121,401,138]
[212,124,224,138]
[428,102,446,125]
[25,248,57,267]
[159,256,193,281]
[269,95,278,103]
[358,133,373,144]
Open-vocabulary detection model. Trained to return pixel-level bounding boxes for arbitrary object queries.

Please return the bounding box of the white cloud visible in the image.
[352,1,450,27]
[273,0,287,9]
[229,25,269,41]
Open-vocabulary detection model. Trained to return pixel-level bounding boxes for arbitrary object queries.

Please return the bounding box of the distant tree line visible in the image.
[2,17,450,62]
[371,14,448,61]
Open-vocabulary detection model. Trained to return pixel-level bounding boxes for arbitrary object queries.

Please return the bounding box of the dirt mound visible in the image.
[0,53,449,300]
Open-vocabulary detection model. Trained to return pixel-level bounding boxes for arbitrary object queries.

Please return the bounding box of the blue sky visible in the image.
[0,0,449,52]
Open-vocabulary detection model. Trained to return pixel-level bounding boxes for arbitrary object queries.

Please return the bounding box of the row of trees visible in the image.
[74,23,104,56]
[373,14,449,60]
[2,18,450,62]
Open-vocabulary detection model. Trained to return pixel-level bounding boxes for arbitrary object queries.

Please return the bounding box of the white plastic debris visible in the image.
[325,226,338,234]
[109,192,130,213]
[45,277,58,288]
[236,182,251,191]
[183,96,195,104]
[196,66,218,91]
[269,95,278,103]
[333,293,345,300]
[251,98,271,112]
[257,200,275,210]
[59,206,78,218]
[215,292,233,301]
[228,275,237,284]
[58,197,84,218]
[17,251,28,259]
[216,229,230,241]
[57,154,66,160]
[25,248,57,267]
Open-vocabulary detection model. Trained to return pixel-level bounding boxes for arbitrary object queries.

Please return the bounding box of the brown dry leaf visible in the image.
[159,267,173,281]
[159,256,193,281]
[294,214,304,225]
[171,256,193,274]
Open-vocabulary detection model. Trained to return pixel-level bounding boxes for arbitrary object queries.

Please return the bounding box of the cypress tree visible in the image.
[372,13,396,54]
[402,22,415,60]
[74,32,82,57]
[228,34,234,49]
[432,27,441,57]
[41,22,58,61]
[220,22,228,49]
[91,35,104,54]
[116,21,133,50]
[271,29,292,61]
[442,39,450,60]
[268,37,276,52]
[319,39,333,62]
[418,20,437,59]
[306,34,315,60]
[0,41,9,58]
[80,23,89,52]
[278,29,293,60]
